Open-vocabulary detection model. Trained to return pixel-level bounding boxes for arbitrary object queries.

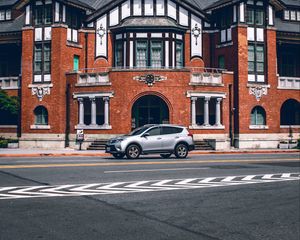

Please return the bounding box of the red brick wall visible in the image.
[67,70,233,135]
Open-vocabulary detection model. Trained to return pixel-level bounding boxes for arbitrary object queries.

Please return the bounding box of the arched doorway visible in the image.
[280,99,300,126]
[132,95,169,128]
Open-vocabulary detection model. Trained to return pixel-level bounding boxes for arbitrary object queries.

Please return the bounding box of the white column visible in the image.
[204,96,210,126]
[91,98,97,126]
[103,97,110,126]
[78,98,84,126]
[215,98,222,126]
[191,97,197,126]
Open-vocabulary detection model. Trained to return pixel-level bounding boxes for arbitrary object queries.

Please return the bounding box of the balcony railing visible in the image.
[278,76,300,90]
[77,69,110,85]
[75,67,225,86]
[0,76,20,90]
[190,67,224,85]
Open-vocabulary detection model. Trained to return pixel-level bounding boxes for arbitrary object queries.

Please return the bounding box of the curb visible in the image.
[0,149,299,158]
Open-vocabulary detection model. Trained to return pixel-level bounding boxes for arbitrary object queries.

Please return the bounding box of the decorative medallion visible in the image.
[249,85,268,101]
[96,24,106,45]
[192,24,201,45]
[133,74,167,87]
[31,85,52,101]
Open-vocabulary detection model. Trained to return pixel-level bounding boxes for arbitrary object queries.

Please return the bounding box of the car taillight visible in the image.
[188,132,193,138]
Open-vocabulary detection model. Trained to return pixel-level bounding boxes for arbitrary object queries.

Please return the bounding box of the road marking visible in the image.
[0,158,299,169]
[1,173,298,200]
[104,167,209,173]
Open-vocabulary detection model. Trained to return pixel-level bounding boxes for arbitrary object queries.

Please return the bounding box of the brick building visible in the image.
[0,0,299,150]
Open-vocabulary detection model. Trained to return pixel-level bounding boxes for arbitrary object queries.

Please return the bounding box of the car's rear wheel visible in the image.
[174,143,188,159]
[160,153,172,158]
[112,153,125,159]
[126,144,141,159]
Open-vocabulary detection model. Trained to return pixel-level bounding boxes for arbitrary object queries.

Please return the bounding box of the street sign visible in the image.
[76,129,84,141]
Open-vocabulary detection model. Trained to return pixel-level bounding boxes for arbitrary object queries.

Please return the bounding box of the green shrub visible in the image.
[0,140,9,148]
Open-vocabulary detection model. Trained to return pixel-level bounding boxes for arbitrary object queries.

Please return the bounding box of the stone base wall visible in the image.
[234,133,300,149]
[19,134,66,149]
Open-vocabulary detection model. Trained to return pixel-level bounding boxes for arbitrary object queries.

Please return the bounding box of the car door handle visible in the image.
[157,138,162,140]
[175,137,179,139]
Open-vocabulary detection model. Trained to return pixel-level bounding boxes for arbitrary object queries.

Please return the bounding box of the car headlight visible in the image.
[115,139,124,143]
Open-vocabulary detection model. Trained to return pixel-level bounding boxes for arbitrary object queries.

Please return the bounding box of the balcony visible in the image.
[190,68,224,86]
[278,76,300,90]
[0,77,20,90]
[74,67,226,87]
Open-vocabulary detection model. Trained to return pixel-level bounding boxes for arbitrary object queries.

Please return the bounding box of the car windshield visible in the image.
[129,126,151,136]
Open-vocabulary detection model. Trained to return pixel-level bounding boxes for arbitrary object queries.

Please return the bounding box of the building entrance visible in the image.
[132,95,169,128]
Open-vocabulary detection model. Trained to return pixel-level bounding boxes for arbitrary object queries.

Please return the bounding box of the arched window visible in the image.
[251,106,266,125]
[34,106,48,125]
[280,99,300,125]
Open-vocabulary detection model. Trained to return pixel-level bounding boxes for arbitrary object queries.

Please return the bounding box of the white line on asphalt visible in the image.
[104,167,209,173]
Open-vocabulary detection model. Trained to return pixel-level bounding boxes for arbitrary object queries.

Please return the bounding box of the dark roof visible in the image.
[0,0,18,7]
[275,17,300,33]
[282,0,300,7]
[0,13,23,33]
[110,17,187,31]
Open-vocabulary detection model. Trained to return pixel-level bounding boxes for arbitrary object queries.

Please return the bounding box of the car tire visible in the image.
[160,154,172,159]
[112,153,125,159]
[126,144,141,159]
[174,143,188,159]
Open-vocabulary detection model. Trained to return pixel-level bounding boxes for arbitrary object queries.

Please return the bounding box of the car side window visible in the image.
[161,127,183,135]
[146,127,161,136]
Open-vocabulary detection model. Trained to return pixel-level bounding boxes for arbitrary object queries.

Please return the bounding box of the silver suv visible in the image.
[105,124,195,159]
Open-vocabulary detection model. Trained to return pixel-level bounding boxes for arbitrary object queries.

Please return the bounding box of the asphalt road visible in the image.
[0,153,299,240]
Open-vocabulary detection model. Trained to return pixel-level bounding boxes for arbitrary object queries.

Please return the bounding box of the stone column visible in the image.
[215,98,222,126]
[191,97,197,126]
[91,97,97,126]
[103,97,110,126]
[78,98,84,126]
[204,96,210,126]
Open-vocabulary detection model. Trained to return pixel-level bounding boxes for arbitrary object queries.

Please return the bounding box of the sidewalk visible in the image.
[0,148,299,158]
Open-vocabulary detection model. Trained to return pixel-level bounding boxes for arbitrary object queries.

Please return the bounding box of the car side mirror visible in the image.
[142,133,150,138]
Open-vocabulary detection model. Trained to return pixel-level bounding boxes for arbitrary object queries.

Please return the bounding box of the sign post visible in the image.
[76,129,84,150]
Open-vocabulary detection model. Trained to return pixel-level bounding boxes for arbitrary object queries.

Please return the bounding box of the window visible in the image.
[66,8,81,29]
[284,10,290,20]
[34,106,48,125]
[176,42,183,67]
[248,44,264,81]
[34,45,42,72]
[246,2,264,26]
[146,127,161,136]
[5,10,11,20]
[34,43,51,74]
[0,9,12,21]
[34,2,52,26]
[151,41,163,68]
[248,45,255,72]
[73,55,79,71]
[283,10,300,22]
[0,11,5,21]
[136,40,148,68]
[218,55,225,69]
[251,106,266,125]
[161,127,183,135]
[255,9,264,25]
[246,8,255,24]
[115,41,123,67]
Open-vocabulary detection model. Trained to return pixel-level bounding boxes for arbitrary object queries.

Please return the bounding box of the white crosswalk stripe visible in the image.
[0,173,299,200]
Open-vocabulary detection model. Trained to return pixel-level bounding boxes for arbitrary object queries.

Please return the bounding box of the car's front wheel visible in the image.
[160,153,172,158]
[174,143,188,159]
[112,153,125,159]
[126,144,141,159]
